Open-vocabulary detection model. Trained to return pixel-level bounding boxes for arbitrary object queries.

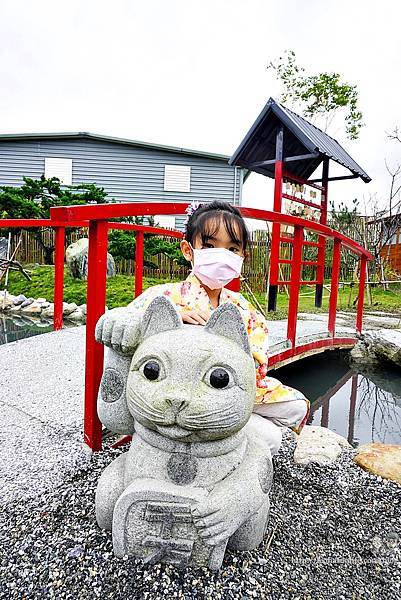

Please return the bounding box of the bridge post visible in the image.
[84,220,109,451]
[53,226,65,331]
[286,225,303,347]
[328,239,341,337]
[356,256,367,334]
[134,230,144,297]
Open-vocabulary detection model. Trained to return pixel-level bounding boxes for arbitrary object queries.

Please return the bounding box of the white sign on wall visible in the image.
[164,165,191,192]
[44,157,73,185]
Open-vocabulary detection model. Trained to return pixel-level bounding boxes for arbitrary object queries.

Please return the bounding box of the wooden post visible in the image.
[356,256,367,334]
[53,226,65,331]
[268,127,284,312]
[315,159,329,308]
[134,230,144,297]
[84,220,109,451]
[286,225,303,347]
[328,239,341,337]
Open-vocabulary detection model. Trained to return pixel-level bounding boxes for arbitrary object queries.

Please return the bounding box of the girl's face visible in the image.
[180,217,245,262]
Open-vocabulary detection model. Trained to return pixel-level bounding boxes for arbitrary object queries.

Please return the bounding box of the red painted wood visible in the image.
[282,193,322,211]
[111,435,133,449]
[53,227,65,331]
[286,226,303,347]
[134,231,144,297]
[50,202,191,222]
[282,170,325,191]
[111,222,183,238]
[48,202,373,260]
[225,277,241,292]
[269,159,283,285]
[356,256,367,334]
[0,219,88,228]
[328,239,341,336]
[84,220,109,451]
[268,337,356,368]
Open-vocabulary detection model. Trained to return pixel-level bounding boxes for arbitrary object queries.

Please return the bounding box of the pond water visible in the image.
[276,350,401,447]
[0,314,54,344]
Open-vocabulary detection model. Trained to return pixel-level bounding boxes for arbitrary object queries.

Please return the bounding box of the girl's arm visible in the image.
[248,306,310,434]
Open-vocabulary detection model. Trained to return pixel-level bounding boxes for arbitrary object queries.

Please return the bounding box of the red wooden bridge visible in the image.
[1,98,373,451]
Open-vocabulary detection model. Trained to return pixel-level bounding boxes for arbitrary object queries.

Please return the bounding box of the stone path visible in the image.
[0,326,90,506]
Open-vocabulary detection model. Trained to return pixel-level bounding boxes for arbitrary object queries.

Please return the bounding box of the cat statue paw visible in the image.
[95,297,273,570]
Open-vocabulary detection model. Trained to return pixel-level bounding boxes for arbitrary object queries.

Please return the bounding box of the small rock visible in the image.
[36,297,47,304]
[0,292,16,309]
[78,304,87,316]
[67,545,85,558]
[294,425,351,465]
[66,309,86,323]
[9,305,22,313]
[13,294,27,306]
[41,304,55,318]
[354,443,401,485]
[20,297,34,308]
[20,302,43,315]
[63,302,78,316]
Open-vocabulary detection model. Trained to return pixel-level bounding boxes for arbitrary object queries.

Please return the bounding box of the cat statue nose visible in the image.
[165,396,188,415]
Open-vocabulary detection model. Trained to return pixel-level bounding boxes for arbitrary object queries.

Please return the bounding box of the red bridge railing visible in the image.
[1,202,372,451]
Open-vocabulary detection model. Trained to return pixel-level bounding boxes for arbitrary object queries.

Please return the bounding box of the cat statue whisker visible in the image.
[95,296,273,570]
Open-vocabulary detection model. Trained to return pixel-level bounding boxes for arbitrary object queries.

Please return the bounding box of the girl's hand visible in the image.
[180,308,210,325]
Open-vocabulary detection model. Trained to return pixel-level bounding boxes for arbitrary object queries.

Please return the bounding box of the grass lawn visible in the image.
[5,265,401,316]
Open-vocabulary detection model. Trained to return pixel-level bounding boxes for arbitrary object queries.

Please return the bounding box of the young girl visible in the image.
[101,200,309,455]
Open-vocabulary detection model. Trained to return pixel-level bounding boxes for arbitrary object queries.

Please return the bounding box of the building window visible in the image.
[164,165,191,192]
[44,158,72,185]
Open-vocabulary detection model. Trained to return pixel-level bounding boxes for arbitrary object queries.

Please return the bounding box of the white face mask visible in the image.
[190,245,244,289]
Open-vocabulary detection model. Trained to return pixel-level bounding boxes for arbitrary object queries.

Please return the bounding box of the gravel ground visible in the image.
[1,432,400,600]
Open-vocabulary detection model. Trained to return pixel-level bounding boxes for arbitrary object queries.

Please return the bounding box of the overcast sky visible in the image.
[1,0,400,214]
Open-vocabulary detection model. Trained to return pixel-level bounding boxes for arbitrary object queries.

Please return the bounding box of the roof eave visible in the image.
[0,132,231,163]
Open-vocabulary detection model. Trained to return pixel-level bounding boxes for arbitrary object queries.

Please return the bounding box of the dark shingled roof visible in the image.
[229,98,371,183]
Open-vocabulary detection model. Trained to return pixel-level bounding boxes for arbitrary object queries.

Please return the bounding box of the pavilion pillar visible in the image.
[315,158,329,308]
[268,127,284,312]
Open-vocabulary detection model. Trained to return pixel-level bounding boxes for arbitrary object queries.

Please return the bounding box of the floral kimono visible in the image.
[128,274,310,434]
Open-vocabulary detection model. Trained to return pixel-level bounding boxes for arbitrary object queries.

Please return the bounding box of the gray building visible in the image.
[0,132,244,229]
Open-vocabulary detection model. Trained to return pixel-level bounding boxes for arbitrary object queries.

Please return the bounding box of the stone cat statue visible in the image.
[95,297,273,570]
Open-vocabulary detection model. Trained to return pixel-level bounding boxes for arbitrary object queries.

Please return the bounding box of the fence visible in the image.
[5,226,361,292]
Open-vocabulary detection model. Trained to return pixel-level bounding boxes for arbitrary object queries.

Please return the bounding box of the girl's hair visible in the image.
[184,200,249,251]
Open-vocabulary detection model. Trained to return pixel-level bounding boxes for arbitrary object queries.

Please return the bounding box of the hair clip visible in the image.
[185,201,203,220]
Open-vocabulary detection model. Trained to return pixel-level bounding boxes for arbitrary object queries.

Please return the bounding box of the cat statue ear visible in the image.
[141,296,183,340]
[205,303,252,356]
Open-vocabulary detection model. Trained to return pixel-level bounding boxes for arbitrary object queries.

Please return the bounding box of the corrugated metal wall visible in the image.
[0,137,242,229]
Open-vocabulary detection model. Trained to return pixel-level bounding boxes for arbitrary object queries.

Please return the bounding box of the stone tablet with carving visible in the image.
[95,297,273,570]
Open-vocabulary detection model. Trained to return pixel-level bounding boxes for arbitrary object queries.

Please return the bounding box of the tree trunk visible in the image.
[32,229,54,265]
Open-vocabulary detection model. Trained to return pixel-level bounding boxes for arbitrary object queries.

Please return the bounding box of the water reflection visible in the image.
[275,351,401,446]
[0,314,54,345]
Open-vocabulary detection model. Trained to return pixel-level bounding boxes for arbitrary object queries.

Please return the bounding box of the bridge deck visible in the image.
[267,313,356,369]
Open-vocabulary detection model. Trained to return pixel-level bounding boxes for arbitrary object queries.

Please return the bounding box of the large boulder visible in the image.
[66,238,115,280]
[294,425,352,465]
[354,443,401,484]
[352,329,401,369]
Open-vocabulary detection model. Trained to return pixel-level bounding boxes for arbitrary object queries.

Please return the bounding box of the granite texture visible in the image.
[66,238,115,280]
[95,297,273,570]
[294,425,352,466]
